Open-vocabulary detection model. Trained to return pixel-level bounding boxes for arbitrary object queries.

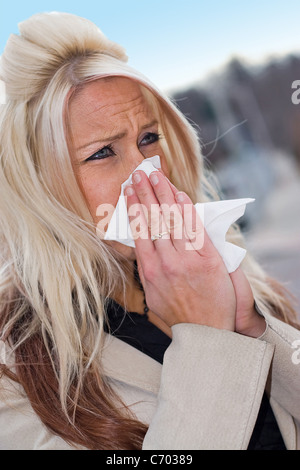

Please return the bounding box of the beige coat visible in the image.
[0,308,300,450]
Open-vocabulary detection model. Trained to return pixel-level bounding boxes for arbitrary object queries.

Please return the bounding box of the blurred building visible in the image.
[172,54,300,164]
[171,54,300,225]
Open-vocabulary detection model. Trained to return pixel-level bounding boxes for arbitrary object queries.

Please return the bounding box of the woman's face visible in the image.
[67,77,168,260]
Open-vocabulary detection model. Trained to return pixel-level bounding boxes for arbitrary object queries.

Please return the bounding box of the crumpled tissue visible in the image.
[104,155,254,273]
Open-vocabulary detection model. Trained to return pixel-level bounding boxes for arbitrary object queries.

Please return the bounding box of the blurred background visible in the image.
[1,0,299,317]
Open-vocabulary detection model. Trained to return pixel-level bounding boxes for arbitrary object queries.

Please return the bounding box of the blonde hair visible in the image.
[0,12,298,449]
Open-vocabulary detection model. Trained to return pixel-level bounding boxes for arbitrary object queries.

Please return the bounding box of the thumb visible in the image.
[230,267,254,311]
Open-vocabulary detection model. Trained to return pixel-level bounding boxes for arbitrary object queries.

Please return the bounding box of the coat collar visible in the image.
[101,333,162,395]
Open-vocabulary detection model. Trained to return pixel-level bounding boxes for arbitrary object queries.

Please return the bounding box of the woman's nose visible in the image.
[128,149,147,175]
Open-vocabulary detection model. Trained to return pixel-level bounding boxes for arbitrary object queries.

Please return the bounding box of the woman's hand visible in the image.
[125,170,236,331]
[230,268,266,337]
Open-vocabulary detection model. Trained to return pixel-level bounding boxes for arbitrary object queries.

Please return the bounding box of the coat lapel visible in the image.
[101,333,162,395]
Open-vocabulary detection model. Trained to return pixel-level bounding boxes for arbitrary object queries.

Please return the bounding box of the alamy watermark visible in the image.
[0,340,6,365]
[291,339,300,365]
[0,80,6,105]
[96,201,205,251]
[291,80,300,105]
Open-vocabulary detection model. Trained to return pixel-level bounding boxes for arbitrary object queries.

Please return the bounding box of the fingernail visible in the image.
[175,192,185,202]
[125,185,135,196]
[132,172,142,184]
[149,172,159,186]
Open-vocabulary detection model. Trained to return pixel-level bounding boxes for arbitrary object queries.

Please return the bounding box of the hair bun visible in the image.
[1,12,128,100]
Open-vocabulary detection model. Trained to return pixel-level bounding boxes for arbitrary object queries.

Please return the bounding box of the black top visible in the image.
[104,298,286,450]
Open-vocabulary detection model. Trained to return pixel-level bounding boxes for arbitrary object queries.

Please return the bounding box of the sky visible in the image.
[1,0,300,92]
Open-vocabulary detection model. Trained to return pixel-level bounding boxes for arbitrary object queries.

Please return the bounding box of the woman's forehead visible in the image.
[68,77,157,131]
[70,76,144,108]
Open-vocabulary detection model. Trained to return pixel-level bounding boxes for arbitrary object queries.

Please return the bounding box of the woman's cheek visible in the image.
[157,150,169,178]
[79,169,116,219]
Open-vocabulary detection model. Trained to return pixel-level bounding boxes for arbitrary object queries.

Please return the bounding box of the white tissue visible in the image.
[104,156,254,273]
[104,155,161,245]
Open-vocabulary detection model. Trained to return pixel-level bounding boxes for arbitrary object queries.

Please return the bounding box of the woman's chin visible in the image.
[104,240,136,261]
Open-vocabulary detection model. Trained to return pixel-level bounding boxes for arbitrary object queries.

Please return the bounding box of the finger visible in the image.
[229,267,254,305]
[148,171,187,250]
[174,191,207,253]
[157,169,180,197]
[124,184,155,259]
[131,170,172,250]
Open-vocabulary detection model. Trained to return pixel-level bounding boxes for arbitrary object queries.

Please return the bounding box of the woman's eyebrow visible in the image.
[76,132,126,151]
[76,119,158,152]
[141,119,158,130]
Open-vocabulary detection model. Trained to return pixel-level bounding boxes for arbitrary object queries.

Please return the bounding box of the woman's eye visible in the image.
[85,145,115,162]
[139,132,161,147]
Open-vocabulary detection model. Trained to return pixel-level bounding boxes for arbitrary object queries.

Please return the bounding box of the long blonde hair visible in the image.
[0,12,298,449]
